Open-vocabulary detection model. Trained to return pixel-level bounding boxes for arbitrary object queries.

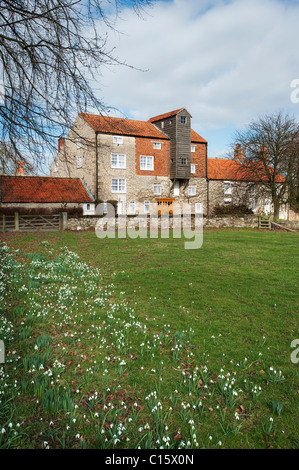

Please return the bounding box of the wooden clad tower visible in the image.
[149,108,191,180]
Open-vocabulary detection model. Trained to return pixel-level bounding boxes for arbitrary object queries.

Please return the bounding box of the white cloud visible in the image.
[94,0,299,155]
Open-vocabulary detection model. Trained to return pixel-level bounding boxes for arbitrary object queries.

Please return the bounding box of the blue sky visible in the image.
[92,0,299,159]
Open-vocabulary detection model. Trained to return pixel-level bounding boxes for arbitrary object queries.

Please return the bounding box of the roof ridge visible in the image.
[148,108,185,122]
[80,113,169,139]
[0,174,82,180]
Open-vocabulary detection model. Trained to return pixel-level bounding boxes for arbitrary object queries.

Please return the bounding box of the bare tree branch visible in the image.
[232,112,299,219]
[0,0,152,172]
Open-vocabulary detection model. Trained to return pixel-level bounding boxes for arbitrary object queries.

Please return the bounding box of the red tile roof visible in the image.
[80,111,207,144]
[80,113,169,140]
[208,158,285,182]
[191,129,207,143]
[148,108,185,122]
[0,176,94,203]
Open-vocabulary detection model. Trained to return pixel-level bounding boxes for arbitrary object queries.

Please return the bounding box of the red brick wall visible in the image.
[190,142,207,178]
[135,137,170,177]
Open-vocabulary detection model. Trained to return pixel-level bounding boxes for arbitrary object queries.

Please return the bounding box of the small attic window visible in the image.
[113,136,123,144]
[181,116,187,124]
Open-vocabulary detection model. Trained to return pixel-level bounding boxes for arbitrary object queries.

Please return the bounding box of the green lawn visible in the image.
[0,229,298,449]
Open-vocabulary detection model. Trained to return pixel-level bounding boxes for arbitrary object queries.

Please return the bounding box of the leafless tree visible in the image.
[0,0,151,172]
[233,112,299,220]
[0,140,36,174]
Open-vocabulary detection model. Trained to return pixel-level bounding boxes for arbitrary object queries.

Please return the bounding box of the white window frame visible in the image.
[224,198,232,204]
[191,145,196,153]
[224,181,232,195]
[54,160,58,172]
[181,116,187,124]
[113,135,123,145]
[77,137,82,149]
[153,142,162,150]
[103,201,108,214]
[191,164,196,174]
[188,186,196,196]
[129,201,136,214]
[144,201,150,214]
[153,184,162,196]
[195,203,202,214]
[111,153,126,169]
[111,178,126,193]
[140,155,154,171]
[77,155,82,169]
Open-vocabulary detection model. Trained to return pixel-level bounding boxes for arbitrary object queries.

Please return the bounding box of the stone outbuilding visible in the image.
[0,172,95,231]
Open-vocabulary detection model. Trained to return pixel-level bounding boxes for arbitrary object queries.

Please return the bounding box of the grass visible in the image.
[0,228,298,449]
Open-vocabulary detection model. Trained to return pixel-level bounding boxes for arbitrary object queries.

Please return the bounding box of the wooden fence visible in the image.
[2,212,67,232]
[258,216,271,230]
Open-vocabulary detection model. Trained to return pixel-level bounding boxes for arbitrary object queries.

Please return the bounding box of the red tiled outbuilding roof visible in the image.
[0,176,94,203]
[80,113,169,140]
[208,158,285,182]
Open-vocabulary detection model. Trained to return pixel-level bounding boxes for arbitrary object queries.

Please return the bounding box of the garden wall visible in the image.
[67,214,259,231]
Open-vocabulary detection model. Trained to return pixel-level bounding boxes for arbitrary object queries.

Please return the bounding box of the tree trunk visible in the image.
[273,198,280,221]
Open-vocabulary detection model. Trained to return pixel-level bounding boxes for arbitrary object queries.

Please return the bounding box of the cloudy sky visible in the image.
[92,0,299,158]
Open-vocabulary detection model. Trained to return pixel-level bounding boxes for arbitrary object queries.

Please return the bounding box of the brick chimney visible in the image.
[261,146,269,163]
[16,161,25,176]
[58,137,65,151]
[234,143,245,162]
